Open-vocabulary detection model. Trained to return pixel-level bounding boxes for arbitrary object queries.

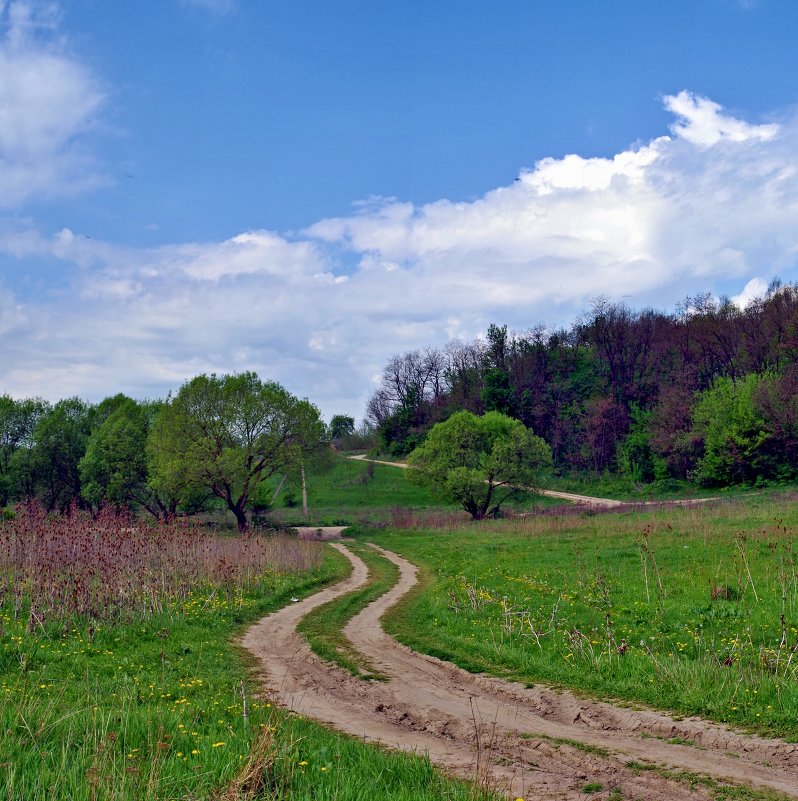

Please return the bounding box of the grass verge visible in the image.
[296,543,398,680]
[370,494,798,741]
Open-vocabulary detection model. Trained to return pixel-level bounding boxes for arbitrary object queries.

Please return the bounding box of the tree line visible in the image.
[0,372,328,531]
[367,282,798,488]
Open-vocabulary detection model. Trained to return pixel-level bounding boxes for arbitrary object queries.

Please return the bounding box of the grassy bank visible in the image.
[542,470,769,503]
[368,493,798,740]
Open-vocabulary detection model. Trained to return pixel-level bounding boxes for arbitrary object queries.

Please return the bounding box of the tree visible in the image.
[0,396,49,506]
[691,374,771,486]
[148,372,325,532]
[406,410,551,520]
[12,398,92,512]
[329,414,355,441]
[79,397,181,518]
[481,368,514,415]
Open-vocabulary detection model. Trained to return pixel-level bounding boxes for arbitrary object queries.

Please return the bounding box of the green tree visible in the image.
[0,396,49,505]
[79,398,181,518]
[691,374,772,486]
[481,367,514,415]
[148,372,325,532]
[11,398,92,512]
[329,414,355,441]
[406,410,551,520]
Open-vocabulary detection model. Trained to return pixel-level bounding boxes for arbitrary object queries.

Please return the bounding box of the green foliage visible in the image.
[329,414,355,440]
[407,411,552,519]
[481,367,514,415]
[617,406,665,484]
[80,397,149,510]
[379,388,427,457]
[374,495,798,740]
[692,374,773,486]
[10,398,91,512]
[0,395,49,506]
[148,372,325,531]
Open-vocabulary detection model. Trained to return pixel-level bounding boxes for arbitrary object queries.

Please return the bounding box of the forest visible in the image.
[0,372,326,530]
[367,282,798,489]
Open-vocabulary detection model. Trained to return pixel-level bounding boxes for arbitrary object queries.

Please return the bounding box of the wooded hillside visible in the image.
[367,283,798,487]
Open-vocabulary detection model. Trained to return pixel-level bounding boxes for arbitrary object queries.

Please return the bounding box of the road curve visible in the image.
[243,543,798,800]
[347,454,716,508]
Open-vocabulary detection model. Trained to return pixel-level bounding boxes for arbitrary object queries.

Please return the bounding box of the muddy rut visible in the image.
[243,544,798,800]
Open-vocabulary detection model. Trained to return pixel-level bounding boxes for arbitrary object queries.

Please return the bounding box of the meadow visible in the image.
[267,454,560,528]
[0,503,498,801]
[367,493,798,741]
[7,456,798,799]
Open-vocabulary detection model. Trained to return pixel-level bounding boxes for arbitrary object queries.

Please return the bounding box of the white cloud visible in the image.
[732,277,768,308]
[664,90,779,147]
[0,1,106,206]
[1,92,798,419]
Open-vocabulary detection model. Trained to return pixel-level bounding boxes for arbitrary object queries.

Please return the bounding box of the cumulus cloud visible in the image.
[732,277,768,308]
[664,90,779,146]
[2,92,798,418]
[0,0,106,206]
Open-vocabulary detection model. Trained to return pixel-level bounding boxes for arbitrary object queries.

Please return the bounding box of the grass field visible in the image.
[9,468,798,798]
[0,509,499,801]
[268,454,562,527]
[366,492,798,741]
[543,470,764,503]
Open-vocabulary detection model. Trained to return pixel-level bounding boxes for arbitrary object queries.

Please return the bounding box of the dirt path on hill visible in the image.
[347,454,715,508]
[243,544,798,800]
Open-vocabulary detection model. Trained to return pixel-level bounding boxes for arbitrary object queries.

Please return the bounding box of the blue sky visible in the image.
[1,0,798,418]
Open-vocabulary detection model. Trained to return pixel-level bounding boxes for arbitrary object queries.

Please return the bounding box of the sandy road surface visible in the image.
[243,544,798,800]
[348,454,715,508]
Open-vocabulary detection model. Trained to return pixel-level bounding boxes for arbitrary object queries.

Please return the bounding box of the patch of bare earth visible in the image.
[242,544,798,800]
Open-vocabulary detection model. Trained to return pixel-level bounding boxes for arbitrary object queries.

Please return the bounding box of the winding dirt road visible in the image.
[243,544,798,800]
[347,454,716,508]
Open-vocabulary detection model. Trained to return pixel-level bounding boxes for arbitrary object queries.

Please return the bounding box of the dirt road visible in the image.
[243,544,798,800]
[348,454,716,508]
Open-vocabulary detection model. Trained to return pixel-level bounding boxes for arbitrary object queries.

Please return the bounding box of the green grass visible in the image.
[0,544,498,801]
[267,454,561,526]
[542,470,774,503]
[364,492,798,741]
[265,456,452,526]
[297,544,399,679]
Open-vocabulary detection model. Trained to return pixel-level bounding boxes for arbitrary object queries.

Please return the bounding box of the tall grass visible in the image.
[0,502,321,623]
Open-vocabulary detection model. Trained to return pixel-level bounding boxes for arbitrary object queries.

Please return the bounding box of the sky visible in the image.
[1,0,798,420]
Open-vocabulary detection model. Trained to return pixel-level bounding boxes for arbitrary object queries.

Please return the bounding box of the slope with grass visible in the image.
[372,493,798,740]
[268,453,560,527]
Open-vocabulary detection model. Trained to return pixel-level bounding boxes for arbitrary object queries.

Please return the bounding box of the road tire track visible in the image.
[243,543,798,800]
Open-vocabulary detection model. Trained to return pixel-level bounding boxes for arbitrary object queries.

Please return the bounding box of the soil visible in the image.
[242,544,798,800]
